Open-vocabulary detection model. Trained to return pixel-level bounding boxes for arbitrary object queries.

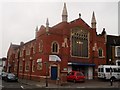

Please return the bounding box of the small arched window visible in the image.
[19,61,23,71]
[32,60,36,72]
[25,60,30,72]
[39,40,43,53]
[98,48,103,57]
[51,41,59,54]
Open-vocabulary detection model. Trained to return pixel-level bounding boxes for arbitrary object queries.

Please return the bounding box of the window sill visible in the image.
[98,56,105,59]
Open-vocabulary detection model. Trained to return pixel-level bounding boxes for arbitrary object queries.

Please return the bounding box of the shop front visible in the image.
[68,62,95,80]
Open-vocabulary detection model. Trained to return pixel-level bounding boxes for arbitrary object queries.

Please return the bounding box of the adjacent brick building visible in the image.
[106,35,120,65]
[5,3,106,81]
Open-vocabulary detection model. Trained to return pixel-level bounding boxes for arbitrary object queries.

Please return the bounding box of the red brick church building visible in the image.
[5,3,106,81]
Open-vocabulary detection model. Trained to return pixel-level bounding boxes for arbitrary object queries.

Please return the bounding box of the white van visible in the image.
[98,65,120,80]
[116,60,120,66]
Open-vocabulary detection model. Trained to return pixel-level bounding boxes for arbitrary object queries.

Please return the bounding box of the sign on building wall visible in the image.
[37,58,42,70]
[49,55,61,62]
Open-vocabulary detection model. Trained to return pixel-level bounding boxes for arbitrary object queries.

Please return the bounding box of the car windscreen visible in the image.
[76,72,84,76]
[2,72,7,76]
[8,74,15,77]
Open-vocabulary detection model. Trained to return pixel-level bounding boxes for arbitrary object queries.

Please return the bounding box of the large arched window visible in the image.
[51,41,59,54]
[71,27,89,57]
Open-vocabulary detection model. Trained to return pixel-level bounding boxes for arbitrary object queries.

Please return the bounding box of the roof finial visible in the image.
[35,26,38,32]
[35,26,38,38]
[62,3,68,22]
[91,11,96,29]
[46,18,49,26]
[46,18,49,32]
[79,13,81,18]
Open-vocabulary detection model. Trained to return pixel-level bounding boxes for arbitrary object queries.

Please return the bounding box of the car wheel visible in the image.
[82,80,85,83]
[5,78,8,82]
[110,77,116,81]
[16,80,18,82]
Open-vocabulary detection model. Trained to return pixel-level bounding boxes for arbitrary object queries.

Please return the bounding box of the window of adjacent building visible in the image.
[51,41,59,54]
[115,46,120,57]
[25,61,30,71]
[19,61,23,71]
[39,40,43,53]
[71,27,89,57]
[32,60,36,72]
[98,48,103,57]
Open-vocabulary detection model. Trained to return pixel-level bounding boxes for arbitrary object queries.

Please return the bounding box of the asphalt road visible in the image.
[1,79,40,89]
[1,79,120,90]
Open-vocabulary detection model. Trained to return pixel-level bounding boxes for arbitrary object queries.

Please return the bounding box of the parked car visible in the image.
[67,71,85,83]
[4,73,18,82]
[1,72,8,80]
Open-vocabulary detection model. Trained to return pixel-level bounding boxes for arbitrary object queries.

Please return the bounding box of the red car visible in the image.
[67,71,85,83]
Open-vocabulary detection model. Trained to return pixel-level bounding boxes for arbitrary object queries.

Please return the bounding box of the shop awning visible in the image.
[68,62,95,66]
[49,55,61,62]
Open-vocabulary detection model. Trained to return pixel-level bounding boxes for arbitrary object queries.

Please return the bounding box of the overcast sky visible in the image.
[0,0,119,58]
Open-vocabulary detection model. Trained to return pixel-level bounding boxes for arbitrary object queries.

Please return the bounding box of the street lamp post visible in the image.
[56,60,60,86]
[44,62,48,87]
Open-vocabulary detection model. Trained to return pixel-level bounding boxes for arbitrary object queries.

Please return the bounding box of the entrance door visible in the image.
[51,66,58,80]
[88,67,93,79]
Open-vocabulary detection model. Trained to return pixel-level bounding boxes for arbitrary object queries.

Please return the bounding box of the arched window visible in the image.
[39,40,43,53]
[32,60,36,72]
[25,60,30,72]
[19,61,23,71]
[98,48,103,57]
[51,41,59,54]
[33,44,36,54]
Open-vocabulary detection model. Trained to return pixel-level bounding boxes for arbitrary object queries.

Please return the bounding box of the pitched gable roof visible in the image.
[70,18,91,30]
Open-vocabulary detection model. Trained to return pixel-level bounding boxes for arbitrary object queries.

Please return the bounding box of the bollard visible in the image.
[110,79,113,86]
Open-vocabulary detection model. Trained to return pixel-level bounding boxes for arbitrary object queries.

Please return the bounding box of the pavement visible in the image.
[18,78,120,88]
[18,78,63,88]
